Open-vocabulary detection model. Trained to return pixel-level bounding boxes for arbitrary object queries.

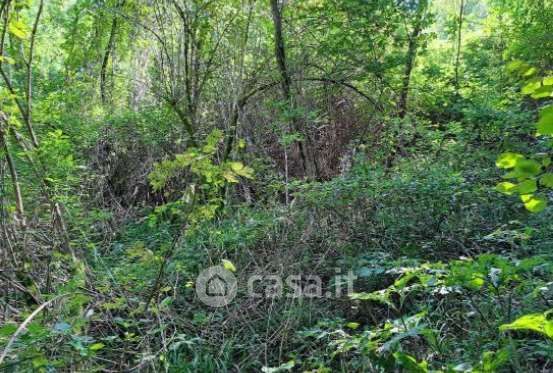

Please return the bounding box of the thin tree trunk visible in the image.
[454,0,465,92]
[0,158,19,267]
[100,0,126,104]
[270,0,307,176]
[0,116,25,226]
[271,0,291,99]
[222,1,253,161]
[25,0,43,147]
[398,21,422,118]
[169,100,198,147]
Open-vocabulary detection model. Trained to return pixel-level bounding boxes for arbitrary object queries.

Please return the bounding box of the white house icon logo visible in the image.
[206,273,228,297]
[196,266,237,307]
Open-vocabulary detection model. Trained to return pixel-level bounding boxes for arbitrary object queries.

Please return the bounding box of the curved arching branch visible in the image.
[222,77,383,160]
[301,77,384,111]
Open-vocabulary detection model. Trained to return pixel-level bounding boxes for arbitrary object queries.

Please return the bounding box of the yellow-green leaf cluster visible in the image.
[148,130,254,225]
[499,311,553,339]
[495,68,553,213]
[8,20,28,39]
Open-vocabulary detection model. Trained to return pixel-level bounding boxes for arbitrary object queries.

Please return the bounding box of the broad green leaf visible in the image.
[514,159,541,178]
[517,179,537,194]
[540,173,553,187]
[496,152,523,169]
[499,312,553,339]
[496,182,517,195]
[531,85,553,99]
[537,106,553,135]
[520,194,547,213]
[503,170,523,179]
[544,76,553,86]
[222,259,236,272]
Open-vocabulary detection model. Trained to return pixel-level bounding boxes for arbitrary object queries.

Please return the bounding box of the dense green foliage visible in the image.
[0,0,552,371]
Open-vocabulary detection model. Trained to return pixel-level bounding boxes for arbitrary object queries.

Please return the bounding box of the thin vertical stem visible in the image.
[25,0,43,148]
[454,0,465,93]
[0,118,25,226]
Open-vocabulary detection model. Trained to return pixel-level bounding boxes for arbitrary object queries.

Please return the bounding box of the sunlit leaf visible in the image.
[222,259,236,272]
[230,161,245,172]
[522,79,541,95]
[222,170,239,183]
[496,182,517,195]
[349,289,394,307]
[496,152,524,169]
[499,312,553,339]
[523,67,537,77]
[520,194,547,213]
[468,276,485,289]
[531,85,553,99]
[89,343,105,351]
[8,20,28,39]
[229,161,254,178]
[346,322,360,329]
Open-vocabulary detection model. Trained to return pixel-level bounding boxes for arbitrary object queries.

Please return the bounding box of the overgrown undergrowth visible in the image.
[3,155,553,372]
